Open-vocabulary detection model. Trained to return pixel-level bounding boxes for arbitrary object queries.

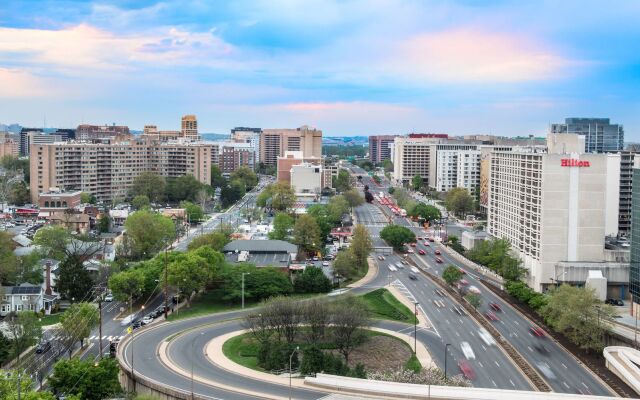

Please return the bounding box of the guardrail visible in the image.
[403,256,551,392]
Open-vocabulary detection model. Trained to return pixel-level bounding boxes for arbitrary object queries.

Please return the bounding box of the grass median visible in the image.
[361,288,417,324]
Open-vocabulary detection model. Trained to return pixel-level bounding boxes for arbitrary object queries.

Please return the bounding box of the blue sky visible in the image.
[0,0,639,138]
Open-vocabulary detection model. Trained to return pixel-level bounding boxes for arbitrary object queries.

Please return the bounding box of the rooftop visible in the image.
[223,240,297,253]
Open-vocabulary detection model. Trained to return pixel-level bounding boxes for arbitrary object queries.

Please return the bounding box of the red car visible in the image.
[417,236,423,240]
[459,268,466,274]
[458,360,476,380]
[435,257,443,264]
[410,242,417,247]
[530,326,545,337]
[485,311,499,321]
[489,302,502,312]
[434,250,441,255]
[429,238,435,242]
[459,279,469,286]
[418,249,426,255]
[424,241,430,246]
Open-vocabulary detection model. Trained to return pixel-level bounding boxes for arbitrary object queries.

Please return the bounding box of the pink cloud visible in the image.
[0,68,51,98]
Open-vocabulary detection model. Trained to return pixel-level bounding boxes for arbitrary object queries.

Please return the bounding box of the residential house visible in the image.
[0,283,56,316]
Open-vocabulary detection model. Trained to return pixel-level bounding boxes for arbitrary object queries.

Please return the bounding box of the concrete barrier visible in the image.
[604,346,640,396]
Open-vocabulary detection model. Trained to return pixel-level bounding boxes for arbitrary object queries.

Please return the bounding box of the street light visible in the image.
[289,346,300,400]
[242,272,250,309]
[413,301,419,353]
[444,343,451,380]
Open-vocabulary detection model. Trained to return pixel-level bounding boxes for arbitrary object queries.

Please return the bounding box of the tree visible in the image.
[379,225,416,250]
[303,298,330,343]
[269,212,294,240]
[306,204,333,239]
[327,195,349,223]
[220,179,245,207]
[293,214,321,256]
[97,214,111,233]
[61,302,98,349]
[0,231,18,285]
[445,187,474,217]
[56,255,95,301]
[218,264,292,302]
[541,285,614,351]
[1,370,56,400]
[166,174,205,202]
[131,194,150,210]
[466,238,524,280]
[332,250,358,281]
[124,210,176,259]
[80,192,96,205]
[130,172,166,203]
[168,251,220,306]
[350,224,372,268]
[33,225,71,260]
[411,175,423,191]
[231,166,258,191]
[187,231,230,251]
[442,265,463,286]
[8,181,30,205]
[447,235,465,253]
[6,311,41,363]
[343,189,364,208]
[294,267,332,293]
[210,165,226,188]
[108,268,146,303]
[0,332,11,365]
[180,201,204,222]
[331,297,371,364]
[382,159,393,173]
[49,358,121,400]
[271,181,296,211]
[408,203,441,223]
[333,170,351,193]
[465,292,481,309]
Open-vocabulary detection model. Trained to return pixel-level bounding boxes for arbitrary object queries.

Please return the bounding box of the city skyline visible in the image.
[1,1,639,138]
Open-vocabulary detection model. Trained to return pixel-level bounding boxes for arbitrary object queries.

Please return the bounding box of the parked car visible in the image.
[104,293,114,302]
[605,298,624,306]
[141,315,154,325]
[377,255,385,261]
[35,341,52,354]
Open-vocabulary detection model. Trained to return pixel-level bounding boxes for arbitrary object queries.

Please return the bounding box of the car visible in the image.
[120,314,136,326]
[467,285,481,294]
[459,279,469,286]
[459,268,466,274]
[418,249,426,255]
[434,250,441,255]
[322,261,330,267]
[104,293,114,302]
[435,257,443,263]
[132,320,142,329]
[141,315,154,325]
[410,242,417,247]
[485,311,499,321]
[429,238,435,242]
[35,341,52,354]
[534,343,550,354]
[458,360,475,380]
[395,262,405,270]
[424,241,430,246]
[535,361,556,380]
[401,260,409,265]
[388,265,398,272]
[530,326,545,337]
[410,267,419,273]
[377,255,385,261]
[417,236,423,240]
[408,273,418,280]
[460,342,475,360]
[407,249,414,254]
[606,298,624,306]
[489,302,502,312]
[312,256,319,261]
[477,328,496,346]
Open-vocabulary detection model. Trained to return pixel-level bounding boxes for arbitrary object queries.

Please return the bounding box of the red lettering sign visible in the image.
[560,158,590,167]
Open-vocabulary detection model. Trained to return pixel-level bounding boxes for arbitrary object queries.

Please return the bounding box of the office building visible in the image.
[76,124,130,141]
[290,163,323,196]
[231,127,261,164]
[218,142,255,174]
[30,139,212,203]
[20,132,64,157]
[487,133,623,292]
[276,151,323,184]
[392,136,443,185]
[52,129,76,141]
[550,118,624,153]
[20,128,43,156]
[142,125,181,142]
[260,126,322,166]
[368,135,397,164]
[181,115,199,140]
[630,168,640,314]
[619,153,640,237]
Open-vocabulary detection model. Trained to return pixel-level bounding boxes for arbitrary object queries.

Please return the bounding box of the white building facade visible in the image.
[290,163,323,196]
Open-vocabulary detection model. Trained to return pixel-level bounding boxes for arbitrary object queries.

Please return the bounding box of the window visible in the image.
[21,295,28,300]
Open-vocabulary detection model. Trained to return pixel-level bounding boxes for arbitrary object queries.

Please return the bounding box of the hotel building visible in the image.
[260,126,322,166]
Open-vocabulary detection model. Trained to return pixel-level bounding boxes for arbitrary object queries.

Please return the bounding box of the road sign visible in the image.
[127,327,132,334]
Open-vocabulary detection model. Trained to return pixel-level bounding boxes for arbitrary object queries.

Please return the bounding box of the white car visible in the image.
[460,342,475,360]
[104,293,114,302]
[410,267,419,274]
[467,285,481,294]
[141,315,154,325]
[120,314,136,327]
[388,265,398,272]
[322,261,329,267]
[477,328,496,346]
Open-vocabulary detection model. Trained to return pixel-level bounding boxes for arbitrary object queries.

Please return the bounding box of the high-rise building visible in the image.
[630,168,640,314]
[20,128,43,156]
[181,115,199,140]
[30,139,212,203]
[619,153,640,237]
[392,136,442,185]
[550,118,624,153]
[20,132,63,157]
[52,128,76,141]
[231,127,262,164]
[218,142,255,174]
[76,124,131,141]
[260,126,322,166]
[487,133,622,292]
[368,135,397,164]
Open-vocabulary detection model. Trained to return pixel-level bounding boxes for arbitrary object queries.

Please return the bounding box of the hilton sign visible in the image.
[561,159,590,167]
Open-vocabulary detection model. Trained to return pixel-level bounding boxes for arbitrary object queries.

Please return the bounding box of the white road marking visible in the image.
[478,361,483,368]
[562,381,570,389]
[527,346,534,352]
[561,363,568,369]
[494,361,500,367]
[492,380,497,387]
[482,345,487,351]
[513,320,520,326]
[510,379,515,387]
[581,382,588,389]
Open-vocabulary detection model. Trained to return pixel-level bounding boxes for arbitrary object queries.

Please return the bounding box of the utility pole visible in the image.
[164,247,169,319]
[414,301,419,353]
[444,343,450,380]
[98,295,103,359]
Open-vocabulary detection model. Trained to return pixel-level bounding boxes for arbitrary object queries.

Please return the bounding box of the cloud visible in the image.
[0,68,51,98]
[392,28,576,83]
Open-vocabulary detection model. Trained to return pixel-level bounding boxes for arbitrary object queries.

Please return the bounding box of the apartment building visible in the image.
[487,133,622,292]
[429,145,481,193]
[392,136,442,185]
[0,138,19,158]
[219,142,255,174]
[181,115,199,140]
[619,152,640,237]
[76,124,130,141]
[142,125,181,142]
[30,139,212,203]
[550,117,624,153]
[368,135,397,164]
[231,127,262,164]
[260,126,322,166]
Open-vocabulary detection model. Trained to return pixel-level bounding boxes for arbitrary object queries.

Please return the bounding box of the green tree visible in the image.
[446,235,465,253]
[130,172,166,203]
[166,174,205,202]
[210,165,226,188]
[131,194,150,210]
[49,357,121,400]
[379,225,416,250]
[327,195,349,223]
[350,224,372,268]
[333,170,351,192]
[343,189,364,208]
[465,292,481,309]
[271,181,296,211]
[294,266,332,293]
[97,214,110,233]
[220,179,246,207]
[33,225,71,260]
[293,214,321,256]
[5,311,41,363]
[168,251,221,306]
[306,204,333,239]
[61,302,99,349]
[541,285,614,351]
[445,187,475,217]
[269,212,294,240]
[442,265,463,286]
[79,192,97,205]
[0,332,11,364]
[56,255,95,301]
[8,181,30,205]
[180,201,204,222]
[0,231,18,285]
[124,210,176,259]
[382,159,393,172]
[411,175,423,191]
[332,250,358,281]
[108,268,146,303]
[187,231,230,251]
[217,264,293,302]
[1,370,56,400]
[466,238,524,280]
[408,203,441,223]
[230,166,258,191]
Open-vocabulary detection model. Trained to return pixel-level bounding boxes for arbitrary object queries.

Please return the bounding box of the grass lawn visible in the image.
[36,313,63,327]
[361,288,417,324]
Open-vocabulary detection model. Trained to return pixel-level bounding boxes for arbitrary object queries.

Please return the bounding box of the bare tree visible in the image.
[303,298,330,344]
[331,297,371,365]
[241,311,273,345]
[262,296,303,344]
[195,189,210,211]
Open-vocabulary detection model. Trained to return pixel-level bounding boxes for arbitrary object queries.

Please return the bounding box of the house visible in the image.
[223,240,298,268]
[0,283,56,316]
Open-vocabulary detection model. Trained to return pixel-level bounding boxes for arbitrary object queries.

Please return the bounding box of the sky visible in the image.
[0,1,639,138]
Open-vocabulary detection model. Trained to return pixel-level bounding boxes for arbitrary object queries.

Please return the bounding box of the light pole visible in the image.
[98,290,104,359]
[242,272,250,309]
[289,346,300,400]
[414,301,419,353]
[132,304,145,392]
[444,343,450,380]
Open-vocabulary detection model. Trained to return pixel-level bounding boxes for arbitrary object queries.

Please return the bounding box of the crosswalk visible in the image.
[87,335,123,342]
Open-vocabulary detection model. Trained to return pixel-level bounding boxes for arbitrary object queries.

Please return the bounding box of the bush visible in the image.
[294,267,332,294]
[259,341,299,371]
[300,346,326,375]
